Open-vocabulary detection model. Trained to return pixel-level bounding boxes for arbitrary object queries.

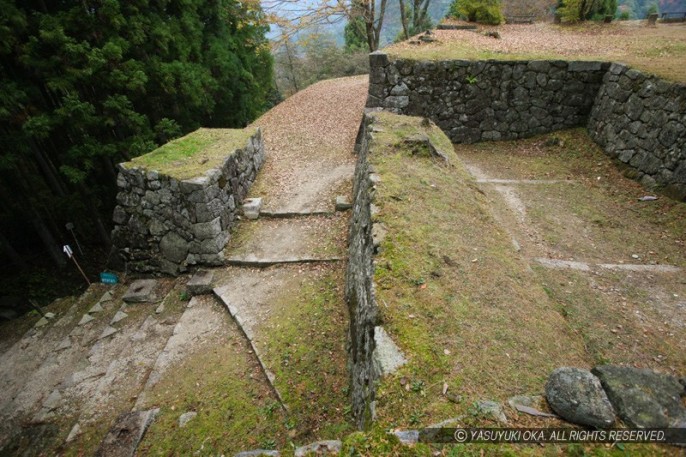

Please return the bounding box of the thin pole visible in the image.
[71,255,91,286]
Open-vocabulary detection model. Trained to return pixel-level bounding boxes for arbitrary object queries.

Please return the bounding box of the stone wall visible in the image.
[367,52,686,200]
[367,52,609,143]
[345,114,380,429]
[111,129,264,275]
[588,63,686,200]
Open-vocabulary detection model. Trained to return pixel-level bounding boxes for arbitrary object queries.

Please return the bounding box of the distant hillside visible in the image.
[619,0,686,18]
[662,0,686,12]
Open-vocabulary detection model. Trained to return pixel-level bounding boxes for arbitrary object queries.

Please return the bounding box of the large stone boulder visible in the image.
[592,365,686,428]
[545,367,616,429]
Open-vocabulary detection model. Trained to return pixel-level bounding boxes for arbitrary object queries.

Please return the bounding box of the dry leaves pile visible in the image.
[389,22,686,81]
[250,75,369,211]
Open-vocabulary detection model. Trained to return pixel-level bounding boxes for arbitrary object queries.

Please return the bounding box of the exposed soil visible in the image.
[457,129,686,375]
[225,213,349,262]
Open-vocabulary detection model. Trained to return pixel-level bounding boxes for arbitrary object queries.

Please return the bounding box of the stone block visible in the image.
[372,326,407,376]
[243,197,262,220]
[335,196,352,211]
[593,365,686,428]
[187,270,214,296]
[160,231,188,263]
[545,367,616,429]
[192,217,222,240]
[294,441,341,456]
[123,279,158,303]
[369,51,389,68]
[94,409,159,457]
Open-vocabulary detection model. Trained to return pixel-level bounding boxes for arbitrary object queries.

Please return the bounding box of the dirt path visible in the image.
[249,76,368,212]
[457,130,686,374]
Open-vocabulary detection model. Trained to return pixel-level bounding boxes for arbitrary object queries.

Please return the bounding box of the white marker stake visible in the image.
[63,245,91,286]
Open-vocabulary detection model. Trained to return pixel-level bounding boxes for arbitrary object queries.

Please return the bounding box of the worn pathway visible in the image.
[0,76,368,456]
[213,76,368,416]
[458,136,686,373]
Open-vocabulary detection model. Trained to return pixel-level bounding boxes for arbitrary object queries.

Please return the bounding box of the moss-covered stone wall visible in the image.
[110,128,264,275]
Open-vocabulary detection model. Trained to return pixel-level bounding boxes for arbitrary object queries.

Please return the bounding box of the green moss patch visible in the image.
[256,265,354,445]
[366,113,590,431]
[126,127,255,181]
[135,301,288,455]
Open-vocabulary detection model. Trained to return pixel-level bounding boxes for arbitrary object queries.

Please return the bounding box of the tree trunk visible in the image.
[30,208,66,267]
[417,0,431,31]
[364,0,388,52]
[284,39,300,93]
[399,0,410,40]
[101,156,118,186]
[80,183,111,246]
[0,230,27,269]
[31,141,67,197]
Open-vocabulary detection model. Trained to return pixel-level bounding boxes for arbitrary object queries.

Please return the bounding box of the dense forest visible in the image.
[0,0,274,303]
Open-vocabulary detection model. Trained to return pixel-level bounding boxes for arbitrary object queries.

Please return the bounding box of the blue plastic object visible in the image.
[100,272,119,284]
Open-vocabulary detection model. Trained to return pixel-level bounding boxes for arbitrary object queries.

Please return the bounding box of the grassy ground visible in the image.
[126,127,254,180]
[343,113,684,456]
[256,265,353,444]
[459,129,686,267]
[367,112,589,423]
[458,129,686,376]
[135,265,353,455]
[386,22,686,83]
[135,296,288,456]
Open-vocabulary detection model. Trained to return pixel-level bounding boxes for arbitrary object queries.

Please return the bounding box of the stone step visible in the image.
[260,210,335,219]
[212,288,288,410]
[225,257,344,268]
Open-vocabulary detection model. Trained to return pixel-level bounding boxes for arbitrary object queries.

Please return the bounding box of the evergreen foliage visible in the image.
[449,0,504,24]
[344,15,368,52]
[0,0,273,273]
[557,0,618,21]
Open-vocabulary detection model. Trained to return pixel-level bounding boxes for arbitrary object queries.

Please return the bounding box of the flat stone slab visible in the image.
[260,210,334,218]
[393,430,419,444]
[235,450,279,457]
[226,257,343,268]
[372,326,407,376]
[122,279,158,303]
[110,311,128,325]
[179,411,197,428]
[65,423,81,443]
[592,365,686,428]
[243,197,262,220]
[187,270,214,296]
[78,314,95,326]
[98,326,119,340]
[295,440,342,456]
[475,400,509,425]
[56,338,72,351]
[545,367,616,429]
[94,408,159,457]
[89,302,104,314]
[225,215,347,263]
